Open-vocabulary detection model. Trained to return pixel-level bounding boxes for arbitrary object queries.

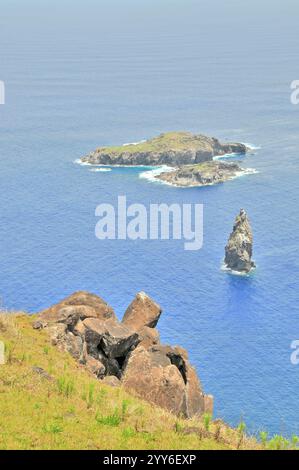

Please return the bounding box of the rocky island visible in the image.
[224,209,255,274]
[80,131,252,187]
[156,161,246,187]
[81,131,248,166]
[33,290,213,418]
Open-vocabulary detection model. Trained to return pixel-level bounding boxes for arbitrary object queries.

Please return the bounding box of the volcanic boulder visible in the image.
[122,346,187,416]
[33,291,116,329]
[85,355,106,378]
[122,344,208,418]
[83,317,139,359]
[33,291,213,418]
[122,291,162,331]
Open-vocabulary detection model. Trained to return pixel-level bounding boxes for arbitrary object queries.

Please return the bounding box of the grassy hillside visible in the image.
[95,132,215,155]
[0,311,265,450]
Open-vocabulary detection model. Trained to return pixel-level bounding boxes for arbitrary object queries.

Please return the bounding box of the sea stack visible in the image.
[224,209,255,273]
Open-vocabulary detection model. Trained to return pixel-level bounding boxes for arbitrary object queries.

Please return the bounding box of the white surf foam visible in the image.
[235,167,259,178]
[140,165,258,188]
[213,142,261,161]
[221,261,256,276]
[139,165,176,184]
[123,139,147,146]
[213,152,241,161]
[89,167,112,173]
[241,142,262,151]
[74,158,92,166]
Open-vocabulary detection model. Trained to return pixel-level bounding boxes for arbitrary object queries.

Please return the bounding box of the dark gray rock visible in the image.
[100,320,140,358]
[224,209,255,273]
[83,317,139,359]
[97,351,122,378]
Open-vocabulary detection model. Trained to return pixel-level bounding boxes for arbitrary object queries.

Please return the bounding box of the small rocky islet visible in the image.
[157,160,244,187]
[224,209,255,274]
[81,131,253,187]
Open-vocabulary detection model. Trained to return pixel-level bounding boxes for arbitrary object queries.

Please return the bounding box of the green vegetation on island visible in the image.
[81,131,248,169]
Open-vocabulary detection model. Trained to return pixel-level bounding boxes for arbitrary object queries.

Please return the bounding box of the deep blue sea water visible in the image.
[1,0,299,437]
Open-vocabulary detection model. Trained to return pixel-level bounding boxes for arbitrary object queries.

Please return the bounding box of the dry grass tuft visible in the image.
[0,310,20,336]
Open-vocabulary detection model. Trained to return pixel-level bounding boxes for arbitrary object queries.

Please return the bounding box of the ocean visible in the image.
[1,0,299,436]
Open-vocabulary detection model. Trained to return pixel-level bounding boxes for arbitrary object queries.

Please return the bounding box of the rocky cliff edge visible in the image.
[33,290,213,418]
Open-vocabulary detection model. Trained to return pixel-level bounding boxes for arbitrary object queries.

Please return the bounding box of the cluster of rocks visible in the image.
[33,291,213,418]
[156,161,245,187]
[224,209,255,273]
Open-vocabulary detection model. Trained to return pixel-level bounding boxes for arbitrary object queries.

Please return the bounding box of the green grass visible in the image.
[0,311,270,450]
[94,131,214,156]
[189,162,217,170]
[95,409,122,427]
[57,376,75,398]
[203,413,211,432]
